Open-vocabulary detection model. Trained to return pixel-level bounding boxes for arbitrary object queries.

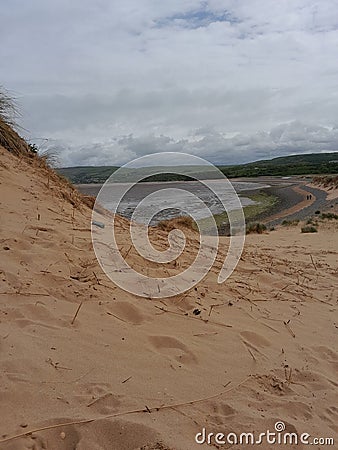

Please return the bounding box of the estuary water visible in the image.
[78,180,269,225]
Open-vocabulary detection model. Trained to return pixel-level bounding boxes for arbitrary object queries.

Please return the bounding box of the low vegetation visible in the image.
[321,212,338,220]
[0,87,33,157]
[301,225,318,233]
[246,222,267,234]
[157,216,197,232]
[209,191,278,235]
[243,192,279,220]
[58,153,338,184]
[0,88,95,210]
[313,175,338,190]
[282,219,299,226]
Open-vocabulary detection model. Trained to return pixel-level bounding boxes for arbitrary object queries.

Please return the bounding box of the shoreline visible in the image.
[255,184,332,226]
[77,177,335,231]
[238,177,336,227]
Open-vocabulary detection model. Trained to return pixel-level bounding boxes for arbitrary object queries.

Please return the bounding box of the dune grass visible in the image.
[301,225,318,233]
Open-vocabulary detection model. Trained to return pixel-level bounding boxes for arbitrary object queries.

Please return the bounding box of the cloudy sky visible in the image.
[2,0,338,166]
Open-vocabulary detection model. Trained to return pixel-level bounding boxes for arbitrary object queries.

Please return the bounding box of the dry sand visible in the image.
[307,183,338,201]
[0,145,337,450]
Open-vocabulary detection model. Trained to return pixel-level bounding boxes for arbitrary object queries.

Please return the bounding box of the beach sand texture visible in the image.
[0,145,337,450]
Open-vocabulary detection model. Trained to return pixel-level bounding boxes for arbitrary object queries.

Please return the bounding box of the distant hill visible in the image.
[220,152,338,177]
[57,152,338,184]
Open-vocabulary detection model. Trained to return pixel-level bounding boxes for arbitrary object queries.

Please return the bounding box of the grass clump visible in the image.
[210,191,278,234]
[321,212,338,220]
[306,218,318,226]
[301,225,318,233]
[0,87,32,157]
[246,222,267,234]
[0,87,96,211]
[282,219,299,226]
[243,192,279,221]
[157,216,196,232]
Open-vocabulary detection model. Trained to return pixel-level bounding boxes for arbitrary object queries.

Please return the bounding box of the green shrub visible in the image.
[246,222,267,234]
[321,212,338,220]
[315,210,321,215]
[158,216,196,232]
[282,219,299,226]
[301,226,318,233]
[306,218,318,226]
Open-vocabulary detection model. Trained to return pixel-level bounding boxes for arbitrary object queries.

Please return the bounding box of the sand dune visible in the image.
[0,145,337,449]
[308,182,338,201]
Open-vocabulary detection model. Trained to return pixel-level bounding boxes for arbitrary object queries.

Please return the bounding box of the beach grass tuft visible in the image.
[282,219,299,226]
[246,222,267,234]
[301,225,318,233]
[321,212,338,220]
[157,216,196,232]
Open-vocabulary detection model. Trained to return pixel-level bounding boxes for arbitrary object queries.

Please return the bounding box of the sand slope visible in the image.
[0,146,337,450]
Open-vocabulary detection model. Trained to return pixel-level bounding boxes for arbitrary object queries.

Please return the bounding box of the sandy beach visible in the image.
[232,177,336,227]
[77,176,336,231]
[1,140,338,450]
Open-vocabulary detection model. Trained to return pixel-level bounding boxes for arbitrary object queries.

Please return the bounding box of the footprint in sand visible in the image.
[240,331,271,348]
[84,383,122,414]
[1,421,80,450]
[11,303,65,331]
[2,271,22,291]
[204,400,236,425]
[312,346,338,362]
[149,335,197,364]
[240,331,271,360]
[324,405,338,431]
[281,401,313,420]
[109,301,145,325]
[77,419,160,450]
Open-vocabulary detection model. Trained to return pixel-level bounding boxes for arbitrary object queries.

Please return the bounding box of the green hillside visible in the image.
[219,152,338,177]
[57,166,119,184]
[57,152,338,184]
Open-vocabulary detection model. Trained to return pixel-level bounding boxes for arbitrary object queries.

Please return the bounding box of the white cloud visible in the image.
[1,0,338,165]
[50,121,338,167]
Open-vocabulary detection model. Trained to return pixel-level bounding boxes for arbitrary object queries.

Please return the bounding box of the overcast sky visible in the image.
[2,0,338,166]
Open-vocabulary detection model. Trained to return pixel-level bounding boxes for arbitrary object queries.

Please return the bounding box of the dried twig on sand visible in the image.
[92,272,101,285]
[310,254,317,271]
[193,332,218,337]
[122,376,132,384]
[284,367,293,385]
[0,375,251,444]
[106,311,128,323]
[0,292,49,296]
[173,289,192,305]
[242,341,257,361]
[71,302,83,325]
[283,320,296,338]
[87,392,112,407]
[124,245,133,259]
[154,305,232,328]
